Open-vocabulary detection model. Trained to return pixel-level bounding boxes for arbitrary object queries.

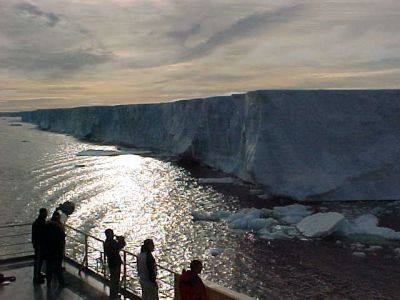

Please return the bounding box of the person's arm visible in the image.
[116,238,126,250]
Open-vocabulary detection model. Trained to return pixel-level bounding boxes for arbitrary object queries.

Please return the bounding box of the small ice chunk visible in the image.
[336,214,400,240]
[77,149,121,156]
[209,248,224,256]
[257,193,271,200]
[249,189,264,195]
[192,212,220,222]
[365,245,383,252]
[198,177,238,184]
[259,230,290,240]
[350,243,365,251]
[353,251,366,258]
[297,212,345,238]
[273,204,314,224]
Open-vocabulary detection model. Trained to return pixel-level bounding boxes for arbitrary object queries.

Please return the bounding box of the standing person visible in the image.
[45,211,66,288]
[137,239,158,300]
[104,229,126,299]
[32,208,48,284]
[179,260,209,300]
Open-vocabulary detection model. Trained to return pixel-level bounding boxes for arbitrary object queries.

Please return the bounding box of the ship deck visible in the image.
[0,257,120,300]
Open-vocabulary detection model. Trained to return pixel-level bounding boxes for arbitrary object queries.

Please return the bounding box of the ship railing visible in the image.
[0,222,176,299]
[0,222,254,300]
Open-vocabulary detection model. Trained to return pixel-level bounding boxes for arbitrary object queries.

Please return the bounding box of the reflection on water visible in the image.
[0,118,247,294]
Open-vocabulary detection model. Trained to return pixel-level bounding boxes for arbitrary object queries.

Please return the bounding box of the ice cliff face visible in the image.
[20,90,400,201]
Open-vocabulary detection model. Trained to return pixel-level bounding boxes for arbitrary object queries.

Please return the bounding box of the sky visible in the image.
[1,0,400,111]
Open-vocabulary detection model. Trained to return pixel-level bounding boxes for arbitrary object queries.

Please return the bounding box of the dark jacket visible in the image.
[43,221,66,259]
[104,238,126,268]
[32,216,47,248]
[179,270,209,300]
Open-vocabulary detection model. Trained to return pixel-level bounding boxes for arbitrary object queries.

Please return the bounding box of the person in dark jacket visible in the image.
[104,228,126,299]
[137,239,158,300]
[32,208,48,284]
[179,260,208,300]
[44,211,66,288]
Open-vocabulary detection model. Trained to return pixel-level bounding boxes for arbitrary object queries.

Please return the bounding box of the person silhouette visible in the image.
[137,239,158,300]
[179,260,209,300]
[104,229,126,299]
[32,208,47,284]
[44,211,66,288]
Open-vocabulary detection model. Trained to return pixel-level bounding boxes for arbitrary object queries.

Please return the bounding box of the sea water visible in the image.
[1,117,400,299]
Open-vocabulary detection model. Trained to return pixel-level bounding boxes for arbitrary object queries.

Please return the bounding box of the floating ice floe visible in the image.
[198,177,238,184]
[336,214,400,240]
[191,205,400,243]
[209,248,224,256]
[117,147,152,155]
[191,211,230,222]
[365,245,383,252]
[272,204,314,224]
[77,149,121,156]
[296,212,345,238]
[353,251,366,258]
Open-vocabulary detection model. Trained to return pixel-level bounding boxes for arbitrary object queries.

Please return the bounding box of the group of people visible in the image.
[32,208,67,287]
[104,229,209,300]
[32,207,209,300]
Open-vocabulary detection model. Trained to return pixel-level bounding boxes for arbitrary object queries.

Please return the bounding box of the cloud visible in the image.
[15,2,60,27]
[0,48,113,77]
[166,23,201,45]
[179,4,305,61]
[357,57,400,70]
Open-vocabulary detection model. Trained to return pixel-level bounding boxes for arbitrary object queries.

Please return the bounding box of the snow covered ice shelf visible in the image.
[20,89,400,201]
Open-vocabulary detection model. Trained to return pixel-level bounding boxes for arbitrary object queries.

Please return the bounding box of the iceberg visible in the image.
[20,89,400,201]
[77,149,121,156]
[336,214,400,240]
[296,212,345,238]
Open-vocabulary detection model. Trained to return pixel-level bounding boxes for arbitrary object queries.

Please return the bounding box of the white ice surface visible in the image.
[336,214,400,240]
[77,149,121,156]
[297,212,345,238]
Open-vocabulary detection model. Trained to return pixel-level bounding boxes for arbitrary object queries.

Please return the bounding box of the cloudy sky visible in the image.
[1,0,399,111]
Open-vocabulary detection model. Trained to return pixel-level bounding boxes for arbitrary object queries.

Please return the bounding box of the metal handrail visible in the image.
[65,224,176,299]
[0,222,177,299]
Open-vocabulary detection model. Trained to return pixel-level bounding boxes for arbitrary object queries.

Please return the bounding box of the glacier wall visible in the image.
[20,90,400,201]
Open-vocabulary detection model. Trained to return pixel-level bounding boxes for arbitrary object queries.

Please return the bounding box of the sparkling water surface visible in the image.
[0,117,262,297]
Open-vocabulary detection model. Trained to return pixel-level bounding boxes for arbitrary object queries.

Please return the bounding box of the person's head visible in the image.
[105,228,114,240]
[39,208,48,219]
[190,259,203,274]
[51,211,61,222]
[142,239,154,252]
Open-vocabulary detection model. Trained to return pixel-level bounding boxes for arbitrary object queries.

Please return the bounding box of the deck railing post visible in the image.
[174,273,179,300]
[84,234,88,268]
[123,251,127,290]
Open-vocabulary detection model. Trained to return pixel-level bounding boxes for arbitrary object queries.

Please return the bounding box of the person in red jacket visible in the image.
[179,260,209,300]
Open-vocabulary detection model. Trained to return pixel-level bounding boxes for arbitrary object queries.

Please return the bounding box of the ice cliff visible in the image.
[20,90,400,201]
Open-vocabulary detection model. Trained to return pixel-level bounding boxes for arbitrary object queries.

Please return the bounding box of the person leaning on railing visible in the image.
[31,208,48,284]
[137,239,159,300]
[104,228,126,299]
